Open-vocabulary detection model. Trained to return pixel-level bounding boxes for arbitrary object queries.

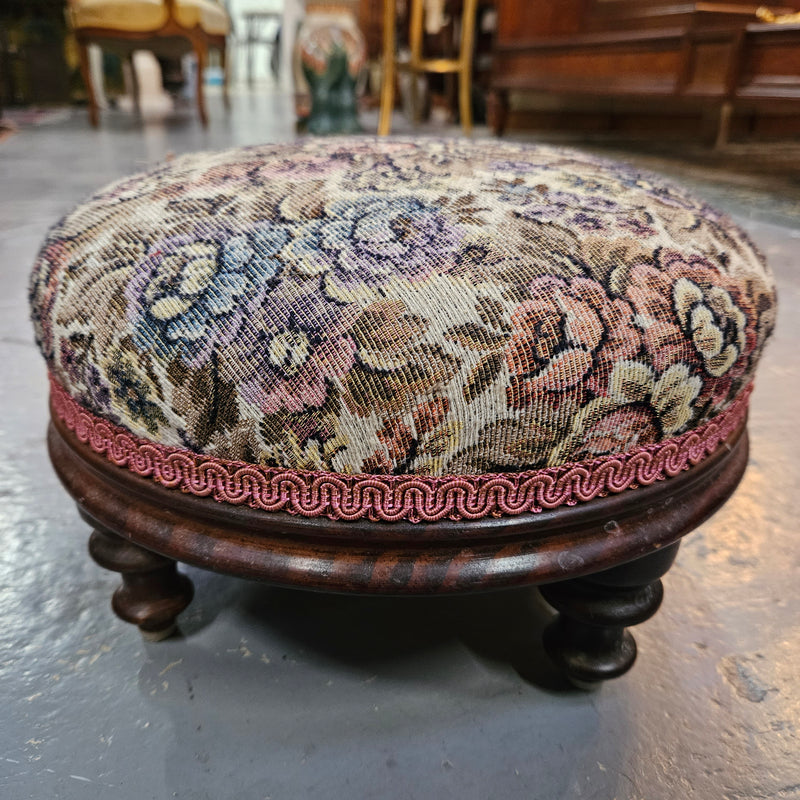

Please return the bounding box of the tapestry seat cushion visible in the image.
[30,139,775,521]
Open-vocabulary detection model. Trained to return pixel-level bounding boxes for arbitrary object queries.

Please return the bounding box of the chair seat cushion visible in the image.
[70,0,230,36]
[174,0,229,36]
[30,139,775,520]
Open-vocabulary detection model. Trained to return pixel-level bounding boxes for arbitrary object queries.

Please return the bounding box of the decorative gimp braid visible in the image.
[52,377,751,523]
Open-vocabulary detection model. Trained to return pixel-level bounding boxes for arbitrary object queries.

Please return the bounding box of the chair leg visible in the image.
[458,0,478,135]
[78,41,100,127]
[715,100,733,148]
[246,15,255,87]
[194,39,209,127]
[128,53,141,117]
[220,40,230,110]
[271,26,281,79]
[540,542,681,687]
[410,71,422,126]
[409,0,424,126]
[378,0,396,135]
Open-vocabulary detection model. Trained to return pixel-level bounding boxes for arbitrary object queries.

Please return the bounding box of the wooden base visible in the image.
[47,410,748,682]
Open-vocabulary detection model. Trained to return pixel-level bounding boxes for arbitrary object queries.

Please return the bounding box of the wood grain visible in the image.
[48,410,749,595]
[490,0,800,140]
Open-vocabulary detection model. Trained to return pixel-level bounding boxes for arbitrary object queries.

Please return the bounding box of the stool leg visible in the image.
[88,527,194,641]
[540,542,680,687]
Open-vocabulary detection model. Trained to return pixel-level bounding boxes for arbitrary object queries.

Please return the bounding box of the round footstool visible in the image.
[30,138,775,685]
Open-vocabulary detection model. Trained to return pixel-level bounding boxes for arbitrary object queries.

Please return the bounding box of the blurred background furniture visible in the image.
[379,0,479,134]
[490,0,800,144]
[241,5,282,84]
[296,3,366,133]
[0,0,72,108]
[68,0,231,126]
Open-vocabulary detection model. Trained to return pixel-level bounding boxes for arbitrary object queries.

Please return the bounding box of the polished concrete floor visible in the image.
[1,91,799,800]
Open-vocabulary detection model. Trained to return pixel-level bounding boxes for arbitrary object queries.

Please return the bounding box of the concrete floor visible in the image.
[1,92,799,800]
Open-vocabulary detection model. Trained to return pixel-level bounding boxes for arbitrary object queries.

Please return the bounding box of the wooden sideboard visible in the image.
[489,1,800,142]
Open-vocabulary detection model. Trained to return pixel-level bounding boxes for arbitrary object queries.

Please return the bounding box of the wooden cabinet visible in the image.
[490,1,800,141]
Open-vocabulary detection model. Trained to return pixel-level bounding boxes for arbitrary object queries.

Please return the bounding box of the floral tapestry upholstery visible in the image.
[30,139,775,521]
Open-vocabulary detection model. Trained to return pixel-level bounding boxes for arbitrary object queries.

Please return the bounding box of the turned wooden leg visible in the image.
[540,542,680,687]
[88,527,194,641]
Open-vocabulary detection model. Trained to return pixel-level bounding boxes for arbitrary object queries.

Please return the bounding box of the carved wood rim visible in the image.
[48,412,749,594]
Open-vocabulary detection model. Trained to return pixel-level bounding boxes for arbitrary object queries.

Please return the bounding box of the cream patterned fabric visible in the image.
[31,139,775,478]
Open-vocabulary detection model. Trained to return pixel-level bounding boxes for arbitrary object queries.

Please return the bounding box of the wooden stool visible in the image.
[378,0,479,135]
[31,138,775,686]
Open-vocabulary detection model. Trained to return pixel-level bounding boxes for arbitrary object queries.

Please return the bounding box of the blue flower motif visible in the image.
[286,194,463,294]
[491,178,540,205]
[127,223,289,366]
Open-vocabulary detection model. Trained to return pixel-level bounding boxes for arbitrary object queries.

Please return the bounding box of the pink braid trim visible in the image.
[50,376,750,524]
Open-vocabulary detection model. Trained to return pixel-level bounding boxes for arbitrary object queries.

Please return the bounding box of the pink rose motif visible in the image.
[506,276,641,410]
[549,360,702,464]
[575,407,660,458]
[625,250,760,408]
[30,239,70,362]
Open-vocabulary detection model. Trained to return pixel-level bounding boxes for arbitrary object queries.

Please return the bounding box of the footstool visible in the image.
[30,138,775,685]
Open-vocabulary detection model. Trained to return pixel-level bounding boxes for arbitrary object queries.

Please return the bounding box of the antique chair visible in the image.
[379,0,479,135]
[30,138,775,686]
[68,0,231,126]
